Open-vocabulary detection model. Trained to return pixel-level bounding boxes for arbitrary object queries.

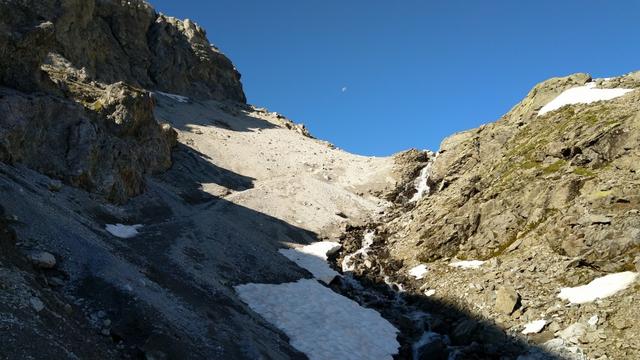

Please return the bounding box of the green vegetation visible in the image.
[542,159,566,174]
[573,167,596,177]
[520,160,540,170]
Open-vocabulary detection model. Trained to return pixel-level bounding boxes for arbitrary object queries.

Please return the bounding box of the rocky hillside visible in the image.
[339,72,640,359]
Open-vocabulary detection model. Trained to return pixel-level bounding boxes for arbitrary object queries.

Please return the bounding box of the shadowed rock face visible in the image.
[0,85,177,202]
[0,0,245,202]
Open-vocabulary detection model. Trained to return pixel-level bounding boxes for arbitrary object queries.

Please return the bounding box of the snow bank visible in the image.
[235,279,400,360]
[341,231,375,272]
[408,264,428,280]
[522,320,547,334]
[539,82,633,115]
[558,271,638,304]
[449,260,485,269]
[279,241,342,284]
[156,91,190,103]
[105,224,142,238]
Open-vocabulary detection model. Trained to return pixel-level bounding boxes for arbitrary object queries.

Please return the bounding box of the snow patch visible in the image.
[558,271,638,304]
[105,224,143,238]
[539,82,633,115]
[279,241,342,284]
[235,279,400,360]
[522,319,547,334]
[156,91,190,103]
[408,264,428,279]
[449,260,485,269]
[341,231,375,272]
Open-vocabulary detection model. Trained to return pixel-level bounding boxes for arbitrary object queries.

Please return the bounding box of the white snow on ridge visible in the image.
[279,241,342,284]
[235,279,400,360]
[538,82,633,115]
[558,271,638,304]
[449,260,485,269]
[105,224,143,238]
[408,264,428,279]
[156,91,190,103]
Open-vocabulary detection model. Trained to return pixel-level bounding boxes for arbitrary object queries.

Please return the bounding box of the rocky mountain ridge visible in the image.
[338,72,640,359]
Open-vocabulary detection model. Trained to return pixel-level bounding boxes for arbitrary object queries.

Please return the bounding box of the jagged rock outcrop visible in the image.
[0,0,246,202]
[0,0,245,101]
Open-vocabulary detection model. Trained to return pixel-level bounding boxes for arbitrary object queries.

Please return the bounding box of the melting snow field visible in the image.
[538,82,633,115]
[156,91,190,103]
[279,242,342,284]
[558,271,638,304]
[449,260,485,269]
[235,279,400,360]
[408,264,428,279]
[105,224,143,238]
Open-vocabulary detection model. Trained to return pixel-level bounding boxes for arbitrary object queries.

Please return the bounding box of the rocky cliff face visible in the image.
[0,0,245,202]
[0,0,245,101]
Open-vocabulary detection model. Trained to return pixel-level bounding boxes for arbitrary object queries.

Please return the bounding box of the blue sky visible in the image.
[150,0,640,156]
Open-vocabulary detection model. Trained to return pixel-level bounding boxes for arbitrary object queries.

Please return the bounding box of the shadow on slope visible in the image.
[104,143,562,360]
[1,141,561,359]
[71,143,320,358]
[328,261,564,360]
[159,143,255,203]
[154,96,278,133]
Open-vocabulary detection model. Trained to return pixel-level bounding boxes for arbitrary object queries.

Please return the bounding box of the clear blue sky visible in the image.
[150,0,639,156]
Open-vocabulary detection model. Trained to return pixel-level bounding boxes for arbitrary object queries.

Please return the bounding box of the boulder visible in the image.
[28,251,57,269]
[557,323,587,344]
[29,297,45,312]
[495,286,521,315]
